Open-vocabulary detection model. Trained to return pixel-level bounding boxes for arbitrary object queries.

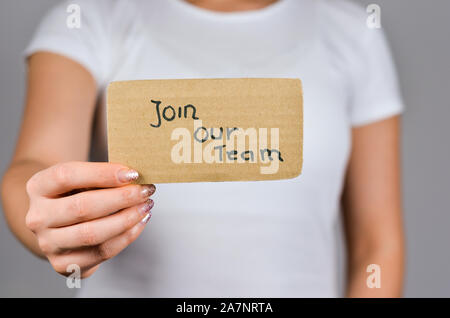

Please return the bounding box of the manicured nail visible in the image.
[139,200,154,215]
[118,169,139,183]
[141,212,152,225]
[141,185,156,198]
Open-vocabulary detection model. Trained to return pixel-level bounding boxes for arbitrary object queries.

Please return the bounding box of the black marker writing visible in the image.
[150,99,199,128]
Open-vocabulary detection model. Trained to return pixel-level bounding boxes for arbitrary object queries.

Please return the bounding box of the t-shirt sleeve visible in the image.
[23,0,111,88]
[348,27,404,126]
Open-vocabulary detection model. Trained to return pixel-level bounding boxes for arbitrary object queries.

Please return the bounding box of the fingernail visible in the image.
[118,169,139,183]
[139,200,154,215]
[141,185,156,198]
[141,212,152,225]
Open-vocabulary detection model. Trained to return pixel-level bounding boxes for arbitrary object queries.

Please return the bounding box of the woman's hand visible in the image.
[24,161,155,278]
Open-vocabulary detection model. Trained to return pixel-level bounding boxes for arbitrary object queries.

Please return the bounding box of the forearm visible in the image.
[345,243,404,297]
[1,159,50,258]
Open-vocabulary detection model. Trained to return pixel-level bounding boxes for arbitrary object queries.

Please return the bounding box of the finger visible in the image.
[49,255,100,278]
[49,218,150,276]
[81,265,100,279]
[49,200,153,250]
[47,184,155,227]
[27,161,141,197]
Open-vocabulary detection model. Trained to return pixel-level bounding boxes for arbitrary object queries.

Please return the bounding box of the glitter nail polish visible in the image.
[118,169,139,183]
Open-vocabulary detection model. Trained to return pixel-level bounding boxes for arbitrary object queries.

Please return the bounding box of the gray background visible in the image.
[0,0,449,297]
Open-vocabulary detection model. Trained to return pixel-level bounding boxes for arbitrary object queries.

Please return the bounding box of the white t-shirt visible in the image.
[25,0,403,297]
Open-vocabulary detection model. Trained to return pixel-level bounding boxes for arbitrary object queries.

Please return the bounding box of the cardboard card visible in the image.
[107,78,303,184]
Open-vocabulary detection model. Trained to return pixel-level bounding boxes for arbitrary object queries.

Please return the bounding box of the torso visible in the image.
[81,0,358,297]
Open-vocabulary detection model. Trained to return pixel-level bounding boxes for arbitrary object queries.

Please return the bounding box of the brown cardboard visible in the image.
[107,78,303,184]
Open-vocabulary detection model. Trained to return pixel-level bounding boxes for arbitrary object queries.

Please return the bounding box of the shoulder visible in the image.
[315,0,387,65]
[318,0,369,30]
[28,0,143,86]
[45,0,141,27]
[317,0,375,42]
